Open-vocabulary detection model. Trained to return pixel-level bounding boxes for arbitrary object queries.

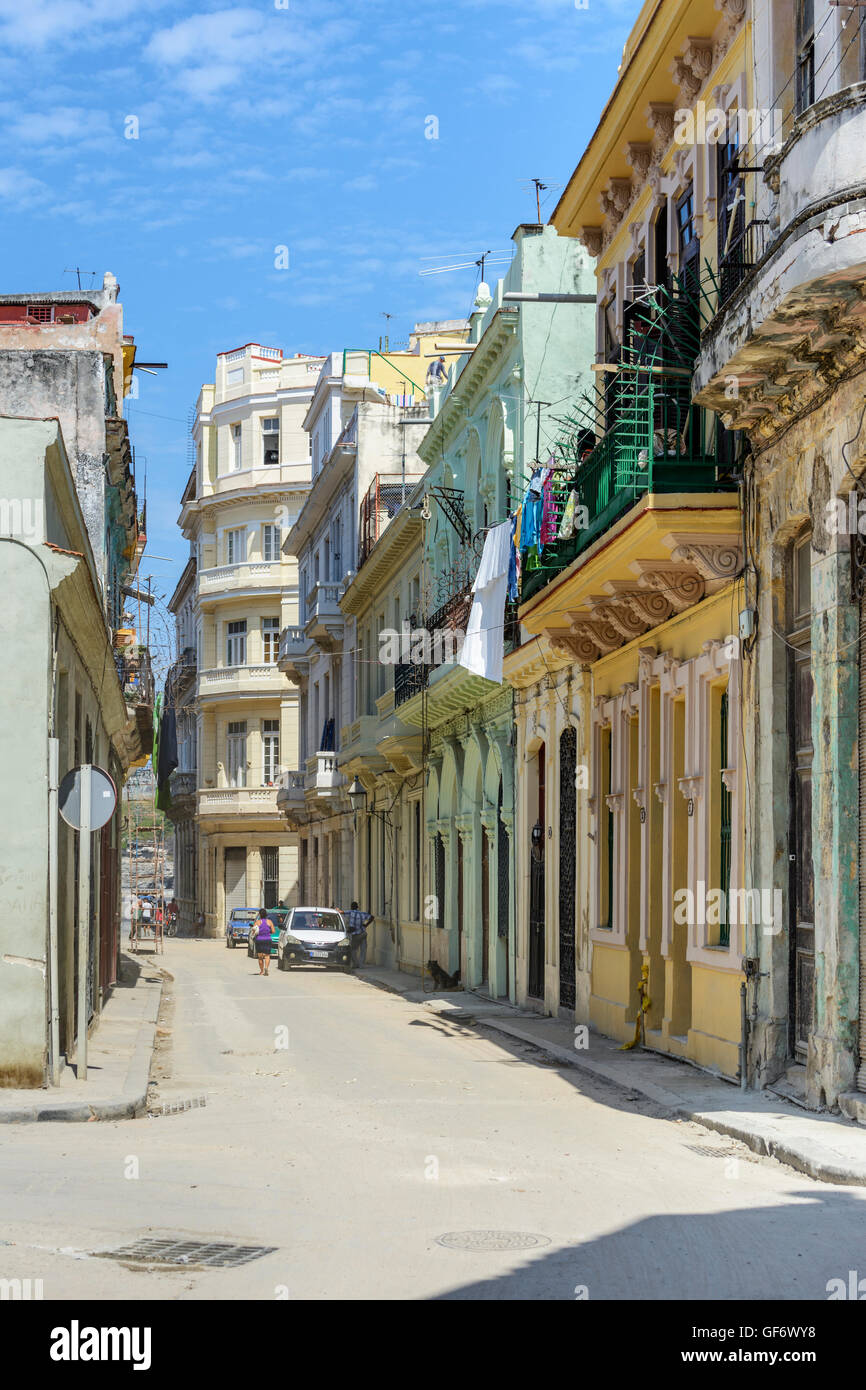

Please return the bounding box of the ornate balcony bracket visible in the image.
[666,534,743,582]
[630,560,706,614]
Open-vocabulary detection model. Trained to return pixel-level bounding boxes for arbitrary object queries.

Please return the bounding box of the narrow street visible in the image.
[0,943,864,1302]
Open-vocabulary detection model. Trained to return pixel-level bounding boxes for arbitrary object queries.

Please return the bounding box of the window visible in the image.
[231,423,242,472]
[262,720,280,785]
[719,689,732,948]
[677,183,697,262]
[226,721,247,788]
[413,799,421,922]
[226,620,246,667]
[262,846,279,908]
[653,200,670,292]
[796,0,815,115]
[600,727,613,930]
[27,304,53,322]
[226,527,245,566]
[262,524,281,562]
[262,617,279,664]
[262,417,279,466]
[717,130,746,300]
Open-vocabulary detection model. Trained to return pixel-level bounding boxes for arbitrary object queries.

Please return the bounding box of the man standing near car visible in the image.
[346,902,373,969]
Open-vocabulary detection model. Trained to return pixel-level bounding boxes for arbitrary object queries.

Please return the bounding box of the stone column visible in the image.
[809,529,859,1105]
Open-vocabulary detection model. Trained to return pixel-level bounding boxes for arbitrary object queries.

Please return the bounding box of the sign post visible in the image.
[76,764,91,1081]
[59,763,117,1083]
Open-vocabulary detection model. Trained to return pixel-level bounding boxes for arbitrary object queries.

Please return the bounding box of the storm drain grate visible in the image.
[436,1230,551,1253]
[686,1143,736,1158]
[97,1238,277,1269]
[148,1095,208,1117]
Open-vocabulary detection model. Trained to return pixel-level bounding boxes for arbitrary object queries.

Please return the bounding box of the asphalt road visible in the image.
[0,941,864,1301]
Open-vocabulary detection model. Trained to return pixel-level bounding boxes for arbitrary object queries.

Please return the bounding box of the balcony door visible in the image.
[227,721,247,788]
[224,849,246,913]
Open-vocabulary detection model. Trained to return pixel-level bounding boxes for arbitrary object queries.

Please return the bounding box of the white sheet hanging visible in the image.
[458,520,512,684]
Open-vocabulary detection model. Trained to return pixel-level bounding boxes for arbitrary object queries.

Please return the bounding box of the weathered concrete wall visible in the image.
[747,369,866,1106]
[0,350,109,588]
[0,544,50,1085]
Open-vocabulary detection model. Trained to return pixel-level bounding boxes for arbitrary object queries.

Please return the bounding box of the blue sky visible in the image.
[0,0,637,599]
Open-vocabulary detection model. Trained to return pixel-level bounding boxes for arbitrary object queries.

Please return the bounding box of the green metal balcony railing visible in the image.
[520,275,737,604]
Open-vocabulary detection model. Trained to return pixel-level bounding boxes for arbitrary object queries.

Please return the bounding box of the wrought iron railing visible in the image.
[712,218,771,310]
[115,646,154,706]
[521,275,736,603]
[358,473,422,567]
[394,661,430,707]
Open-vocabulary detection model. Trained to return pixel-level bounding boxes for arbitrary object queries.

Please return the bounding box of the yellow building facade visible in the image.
[507,0,752,1076]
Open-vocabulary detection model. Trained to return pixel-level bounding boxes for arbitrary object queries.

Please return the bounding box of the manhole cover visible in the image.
[96,1238,276,1269]
[436,1230,551,1252]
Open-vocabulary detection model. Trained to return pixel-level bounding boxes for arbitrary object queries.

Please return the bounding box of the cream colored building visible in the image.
[173,344,323,934]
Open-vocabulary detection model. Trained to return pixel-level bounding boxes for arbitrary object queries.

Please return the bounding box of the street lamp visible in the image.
[347,777,367,814]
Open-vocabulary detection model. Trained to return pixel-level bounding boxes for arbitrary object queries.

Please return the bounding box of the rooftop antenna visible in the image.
[419,249,511,280]
[63,267,97,291]
[518,178,563,223]
[380,311,394,354]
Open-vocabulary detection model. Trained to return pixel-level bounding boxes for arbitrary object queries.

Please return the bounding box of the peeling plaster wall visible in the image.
[747,370,866,1106]
[0,545,49,1086]
[0,350,109,591]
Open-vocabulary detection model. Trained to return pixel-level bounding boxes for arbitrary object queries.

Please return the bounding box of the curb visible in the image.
[0,967,163,1125]
[362,969,866,1188]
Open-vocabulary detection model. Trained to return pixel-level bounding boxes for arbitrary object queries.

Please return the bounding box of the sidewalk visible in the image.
[0,952,163,1124]
[360,962,866,1187]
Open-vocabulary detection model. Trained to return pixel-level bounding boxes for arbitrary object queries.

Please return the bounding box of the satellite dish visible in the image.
[59,765,117,831]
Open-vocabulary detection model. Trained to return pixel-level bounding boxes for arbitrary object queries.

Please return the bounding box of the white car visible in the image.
[276,907,353,972]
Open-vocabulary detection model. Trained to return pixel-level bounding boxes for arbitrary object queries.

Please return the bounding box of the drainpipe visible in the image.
[739,978,748,1091]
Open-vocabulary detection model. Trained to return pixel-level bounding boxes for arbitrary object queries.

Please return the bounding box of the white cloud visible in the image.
[0,0,171,49]
[344,174,377,193]
[0,166,51,208]
[5,105,113,147]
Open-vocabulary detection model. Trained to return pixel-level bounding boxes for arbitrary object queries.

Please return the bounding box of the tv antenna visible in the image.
[64,267,98,291]
[419,249,511,281]
[519,178,562,223]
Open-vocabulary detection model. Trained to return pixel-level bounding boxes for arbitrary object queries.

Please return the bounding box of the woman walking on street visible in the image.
[254,908,274,975]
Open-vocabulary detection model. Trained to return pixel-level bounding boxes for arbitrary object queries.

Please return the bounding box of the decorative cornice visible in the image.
[631,559,705,613]
[579,226,603,258]
[667,534,743,581]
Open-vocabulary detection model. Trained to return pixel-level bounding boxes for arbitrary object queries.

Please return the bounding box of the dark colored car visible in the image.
[246,907,290,958]
[226,908,258,948]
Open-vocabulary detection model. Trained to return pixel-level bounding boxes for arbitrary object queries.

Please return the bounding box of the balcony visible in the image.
[197,663,285,698]
[198,561,280,606]
[167,647,196,702]
[694,81,866,432]
[167,771,197,818]
[521,280,735,605]
[304,582,344,650]
[276,769,306,822]
[358,472,423,567]
[394,661,429,707]
[277,625,311,683]
[305,751,344,799]
[197,786,281,817]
